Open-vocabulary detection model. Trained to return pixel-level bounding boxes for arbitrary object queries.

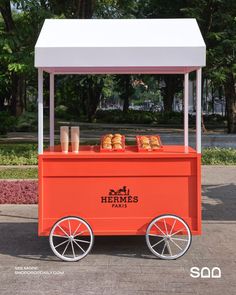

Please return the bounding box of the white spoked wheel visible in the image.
[146,214,192,260]
[49,216,94,262]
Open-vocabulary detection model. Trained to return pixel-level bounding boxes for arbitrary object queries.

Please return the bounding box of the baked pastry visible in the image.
[150,136,160,148]
[101,133,124,151]
[150,140,159,145]
[140,136,149,141]
[151,142,160,147]
[140,138,150,145]
[151,139,160,145]
[150,136,158,141]
[103,143,112,150]
[103,135,111,141]
[103,139,111,145]
[112,136,121,140]
[141,143,151,149]
[113,143,122,149]
[150,137,159,143]
[137,135,162,151]
[112,138,122,144]
[113,134,122,138]
[152,144,160,150]
[103,138,112,144]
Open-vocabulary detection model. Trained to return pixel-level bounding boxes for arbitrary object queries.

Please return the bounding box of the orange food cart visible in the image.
[35,19,206,261]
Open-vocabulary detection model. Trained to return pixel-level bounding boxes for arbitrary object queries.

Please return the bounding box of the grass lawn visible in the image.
[202,147,236,165]
[0,143,235,179]
[0,143,38,165]
[0,167,37,179]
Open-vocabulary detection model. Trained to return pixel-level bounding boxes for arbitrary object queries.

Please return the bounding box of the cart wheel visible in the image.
[49,216,94,262]
[146,214,192,260]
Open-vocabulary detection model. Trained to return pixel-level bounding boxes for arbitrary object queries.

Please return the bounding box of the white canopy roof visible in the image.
[35,19,206,74]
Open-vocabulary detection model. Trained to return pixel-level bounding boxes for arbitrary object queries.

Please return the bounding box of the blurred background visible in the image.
[0,0,235,136]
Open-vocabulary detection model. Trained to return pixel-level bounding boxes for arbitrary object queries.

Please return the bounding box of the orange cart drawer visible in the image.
[42,158,196,177]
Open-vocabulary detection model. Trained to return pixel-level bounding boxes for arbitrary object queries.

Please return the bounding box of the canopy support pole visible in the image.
[49,73,54,148]
[196,68,202,153]
[38,68,43,154]
[184,73,189,152]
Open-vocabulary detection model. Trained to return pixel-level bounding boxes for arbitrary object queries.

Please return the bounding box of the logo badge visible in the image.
[101,186,139,208]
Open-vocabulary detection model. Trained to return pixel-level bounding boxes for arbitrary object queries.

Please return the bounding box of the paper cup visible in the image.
[71,141,79,153]
[71,127,80,142]
[71,127,80,153]
[60,126,69,142]
[61,141,69,153]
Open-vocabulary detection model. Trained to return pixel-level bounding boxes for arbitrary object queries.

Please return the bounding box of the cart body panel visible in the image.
[38,145,201,236]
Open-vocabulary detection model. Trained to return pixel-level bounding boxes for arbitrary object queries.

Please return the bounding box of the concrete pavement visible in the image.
[0,166,236,295]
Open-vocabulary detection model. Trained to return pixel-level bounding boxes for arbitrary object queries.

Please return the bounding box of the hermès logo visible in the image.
[101,186,139,208]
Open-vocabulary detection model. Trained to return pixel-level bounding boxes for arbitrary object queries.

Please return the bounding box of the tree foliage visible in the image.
[0,0,235,131]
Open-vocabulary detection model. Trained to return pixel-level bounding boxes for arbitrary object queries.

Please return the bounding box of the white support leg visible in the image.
[49,73,54,148]
[184,73,189,152]
[38,69,43,154]
[196,68,202,153]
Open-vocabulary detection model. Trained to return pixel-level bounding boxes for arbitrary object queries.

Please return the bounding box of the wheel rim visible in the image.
[146,215,192,260]
[49,217,94,261]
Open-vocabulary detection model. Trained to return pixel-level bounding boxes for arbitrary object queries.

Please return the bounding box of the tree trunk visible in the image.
[0,96,4,111]
[224,72,236,133]
[75,0,95,18]
[202,112,207,133]
[0,0,15,32]
[10,74,25,117]
[202,76,207,133]
[122,75,132,112]
[87,89,100,122]
[123,96,129,112]
[123,76,130,112]
[162,76,176,112]
[0,83,10,111]
[211,86,215,114]
[205,78,208,114]
[87,78,103,122]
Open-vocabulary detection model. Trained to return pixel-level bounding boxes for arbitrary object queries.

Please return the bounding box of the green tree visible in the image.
[0,0,51,116]
[1,0,235,132]
[183,0,236,133]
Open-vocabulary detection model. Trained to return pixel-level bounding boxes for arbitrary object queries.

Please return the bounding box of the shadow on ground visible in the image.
[0,222,153,262]
[202,183,236,221]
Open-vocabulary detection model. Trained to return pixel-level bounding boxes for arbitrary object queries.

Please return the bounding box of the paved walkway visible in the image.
[0,166,235,294]
[1,123,236,147]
